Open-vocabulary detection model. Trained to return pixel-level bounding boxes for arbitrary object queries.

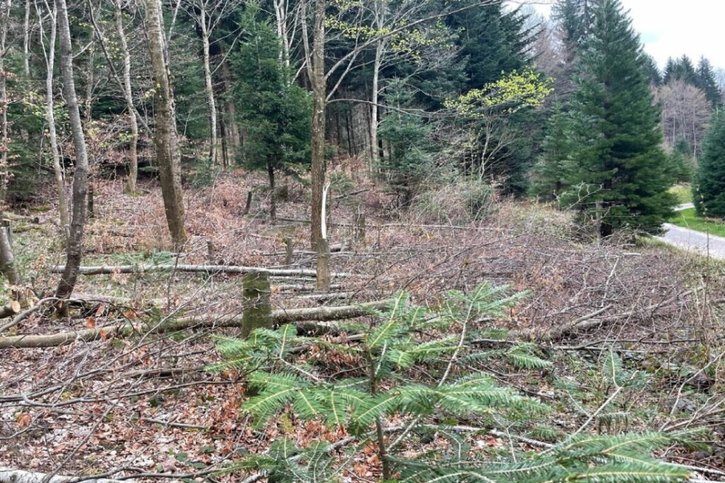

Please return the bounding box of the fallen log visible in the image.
[49,263,356,278]
[0,467,124,483]
[0,300,392,349]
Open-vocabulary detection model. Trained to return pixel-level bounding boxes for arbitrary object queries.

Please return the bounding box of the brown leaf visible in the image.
[16,412,32,428]
[85,317,97,328]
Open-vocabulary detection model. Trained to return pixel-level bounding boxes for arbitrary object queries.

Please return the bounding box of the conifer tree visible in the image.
[695,57,721,108]
[232,6,311,220]
[562,0,675,236]
[693,111,725,218]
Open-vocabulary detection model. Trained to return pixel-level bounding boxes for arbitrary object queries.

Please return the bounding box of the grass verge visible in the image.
[669,207,725,238]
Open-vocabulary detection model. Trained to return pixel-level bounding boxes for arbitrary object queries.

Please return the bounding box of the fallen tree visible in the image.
[0,467,123,483]
[49,264,357,278]
[0,300,392,349]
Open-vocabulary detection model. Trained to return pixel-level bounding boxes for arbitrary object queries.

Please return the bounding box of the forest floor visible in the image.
[0,167,723,481]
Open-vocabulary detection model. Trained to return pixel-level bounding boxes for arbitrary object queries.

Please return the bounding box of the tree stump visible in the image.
[241,271,272,338]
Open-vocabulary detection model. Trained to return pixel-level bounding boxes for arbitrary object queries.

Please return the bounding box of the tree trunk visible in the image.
[54,0,89,301]
[0,224,19,285]
[273,0,291,69]
[267,161,276,220]
[0,0,10,200]
[369,34,384,169]
[39,2,70,237]
[23,0,31,77]
[115,0,139,194]
[220,60,240,164]
[309,0,326,252]
[199,6,219,165]
[145,0,187,246]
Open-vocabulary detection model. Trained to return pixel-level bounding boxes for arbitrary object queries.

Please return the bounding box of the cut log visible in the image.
[0,299,392,349]
[0,300,20,319]
[0,468,124,483]
[48,264,357,278]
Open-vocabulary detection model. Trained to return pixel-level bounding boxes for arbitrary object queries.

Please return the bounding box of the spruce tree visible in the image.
[695,57,721,108]
[232,6,311,219]
[693,111,725,218]
[563,0,675,236]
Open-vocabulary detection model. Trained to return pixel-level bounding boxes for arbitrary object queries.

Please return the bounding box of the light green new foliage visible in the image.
[213,284,697,482]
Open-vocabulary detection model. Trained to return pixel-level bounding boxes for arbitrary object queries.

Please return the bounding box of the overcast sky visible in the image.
[528,1,725,71]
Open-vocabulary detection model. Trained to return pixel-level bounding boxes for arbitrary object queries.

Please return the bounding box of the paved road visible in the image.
[658,223,725,260]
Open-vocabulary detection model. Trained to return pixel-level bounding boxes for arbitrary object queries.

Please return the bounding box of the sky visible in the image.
[526,0,725,72]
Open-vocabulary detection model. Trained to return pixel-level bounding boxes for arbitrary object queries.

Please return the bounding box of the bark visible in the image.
[309,0,326,251]
[199,4,219,165]
[220,59,240,164]
[48,263,356,278]
[23,0,30,77]
[115,0,139,193]
[0,0,10,198]
[0,299,394,349]
[267,161,276,220]
[54,0,89,301]
[241,271,272,337]
[145,0,187,246]
[0,468,122,483]
[0,225,19,285]
[38,3,70,236]
[273,0,291,69]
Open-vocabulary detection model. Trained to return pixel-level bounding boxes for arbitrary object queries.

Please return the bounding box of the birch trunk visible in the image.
[55,0,89,300]
[199,4,219,165]
[39,2,70,236]
[115,0,139,193]
[145,0,187,246]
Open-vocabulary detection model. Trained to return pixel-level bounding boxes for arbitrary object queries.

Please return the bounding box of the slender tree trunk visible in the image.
[273,0,290,69]
[267,161,276,221]
[310,0,326,251]
[55,0,89,301]
[145,0,187,246]
[0,0,10,200]
[370,39,383,168]
[39,2,70,236]
[309,0,330,292]
[115,0,139,193]
[23,0,31,77]
[220,60,240,164]
[199,6,218,165]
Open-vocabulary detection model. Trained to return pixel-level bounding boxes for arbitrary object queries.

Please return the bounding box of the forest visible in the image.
[0,0,724,481]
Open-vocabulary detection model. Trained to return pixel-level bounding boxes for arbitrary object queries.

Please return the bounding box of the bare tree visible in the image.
[54,0,90,301]
[37,0,70,236]
[657,80,711,157]
[115,0,140,193]
[180,0,241,166]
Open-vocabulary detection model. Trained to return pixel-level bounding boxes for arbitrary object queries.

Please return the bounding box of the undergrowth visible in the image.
[212,284,703,482]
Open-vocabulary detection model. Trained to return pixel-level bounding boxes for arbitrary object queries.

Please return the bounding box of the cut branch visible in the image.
[0,467,123,483]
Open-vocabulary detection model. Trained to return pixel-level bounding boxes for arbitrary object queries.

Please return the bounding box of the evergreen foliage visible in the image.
[693,110,725,217]
[231,5,311,213]
[530,104,575,201]
[695,57,722,108]
[213,284,697,482]
[559,0,676,236]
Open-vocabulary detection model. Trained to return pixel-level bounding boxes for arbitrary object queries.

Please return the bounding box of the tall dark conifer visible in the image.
[563,0,675,236]
[693,111,725,217]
